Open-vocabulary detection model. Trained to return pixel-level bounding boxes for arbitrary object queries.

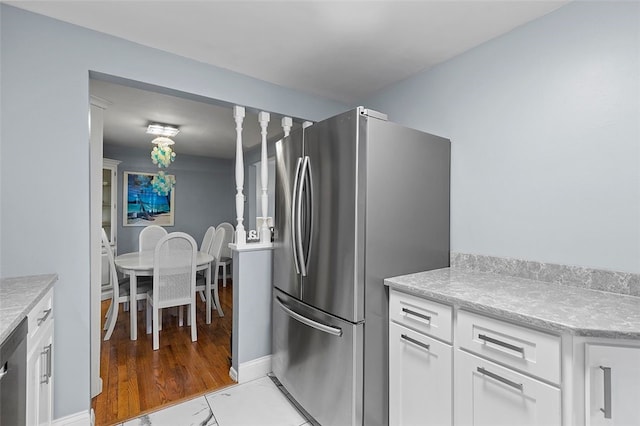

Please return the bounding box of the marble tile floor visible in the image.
[119,375,316,426]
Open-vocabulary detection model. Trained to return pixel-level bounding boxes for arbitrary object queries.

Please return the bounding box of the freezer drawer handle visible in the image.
[600,366,612,419]
[478,334,525,355]
[400,334,430,351]
[276,297,343,337]
[402,307,431,323]
[477,367,523,391]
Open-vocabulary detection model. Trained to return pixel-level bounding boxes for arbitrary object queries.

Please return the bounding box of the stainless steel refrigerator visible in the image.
[272,107,450,426]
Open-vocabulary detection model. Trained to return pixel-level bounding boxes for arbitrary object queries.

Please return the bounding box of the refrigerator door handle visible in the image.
[302,155,313,274]
[291,157,303,275]
[296,156,310,277]
[276,296,343,337]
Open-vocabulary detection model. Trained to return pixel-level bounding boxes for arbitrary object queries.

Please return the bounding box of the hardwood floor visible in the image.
[92,282,236,426]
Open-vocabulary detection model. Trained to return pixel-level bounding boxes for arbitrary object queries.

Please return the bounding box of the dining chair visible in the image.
[217,222,235,287]
[138,225,168,252]
[200,226,216,253]
[195,226,226,318]
[101,228,152,341]
[146,232,198,350]
[197,226,216,302]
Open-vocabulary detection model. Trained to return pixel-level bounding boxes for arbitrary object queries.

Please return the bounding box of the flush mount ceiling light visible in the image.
[146,123,180,137]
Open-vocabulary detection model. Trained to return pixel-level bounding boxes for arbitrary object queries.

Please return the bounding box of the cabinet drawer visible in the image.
[389,322,452,426]
[390,290,452,343]
[457,310,561,384]
[28,288,54,342]
[455,349,561,426]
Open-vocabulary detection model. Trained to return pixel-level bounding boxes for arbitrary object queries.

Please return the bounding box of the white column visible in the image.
[282,116,292,138]
[233,106,246,246]
[258,111,271,243]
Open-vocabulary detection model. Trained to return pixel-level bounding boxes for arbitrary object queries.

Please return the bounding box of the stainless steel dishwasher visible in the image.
[0,317,28,425]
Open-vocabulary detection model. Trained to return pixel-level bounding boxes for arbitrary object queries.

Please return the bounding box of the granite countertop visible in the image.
[0,274,58,345]
[385,268,640,339]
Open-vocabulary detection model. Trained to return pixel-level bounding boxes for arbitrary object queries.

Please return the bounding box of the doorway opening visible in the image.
[88,73,299,425]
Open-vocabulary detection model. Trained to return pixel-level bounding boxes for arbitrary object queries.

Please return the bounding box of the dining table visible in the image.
[114,250,217,340]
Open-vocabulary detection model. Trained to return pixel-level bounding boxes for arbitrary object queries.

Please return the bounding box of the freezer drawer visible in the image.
[272,289,363,426]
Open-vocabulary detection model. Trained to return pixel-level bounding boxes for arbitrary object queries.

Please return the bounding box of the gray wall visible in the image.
[0,5,347,418]
[104,144,236,254]
[363,1,640,274]
[232,249,272,374]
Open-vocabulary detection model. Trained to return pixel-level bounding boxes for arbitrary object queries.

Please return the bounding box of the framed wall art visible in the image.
[123,171,175,226]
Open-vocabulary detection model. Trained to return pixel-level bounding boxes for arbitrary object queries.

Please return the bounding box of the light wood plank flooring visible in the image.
[92,282,235,426]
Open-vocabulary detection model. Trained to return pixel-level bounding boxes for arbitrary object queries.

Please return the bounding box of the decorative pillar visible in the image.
[258,111,271,243]
[233,106,246,246]
[281,116,292,138]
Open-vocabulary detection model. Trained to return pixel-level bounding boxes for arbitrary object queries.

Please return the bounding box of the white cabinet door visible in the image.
[389,322,452,426]
[455,350,561,426]
[26,320,54,426]
[586,344,640,426]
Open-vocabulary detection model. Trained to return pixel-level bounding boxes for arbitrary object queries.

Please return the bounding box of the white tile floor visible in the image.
[119,376,312,426]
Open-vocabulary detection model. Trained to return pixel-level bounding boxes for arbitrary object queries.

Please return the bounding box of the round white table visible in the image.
[114,250,218,340]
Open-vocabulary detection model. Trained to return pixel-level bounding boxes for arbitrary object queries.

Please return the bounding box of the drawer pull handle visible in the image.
[37,308,52,326]
[477,366,523,391]
[402,307,431,322]
[41,344,52,384]
[600,366,612,419]
[400,334,430,351]
[478,334,524,354]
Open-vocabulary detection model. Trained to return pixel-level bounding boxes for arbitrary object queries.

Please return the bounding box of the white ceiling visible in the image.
[8,0,569,158]
[90,78,300,159]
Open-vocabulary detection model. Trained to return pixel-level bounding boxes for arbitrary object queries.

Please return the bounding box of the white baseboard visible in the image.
[52,410,92,426]
[230,355,272,384]
[229,366,238,381]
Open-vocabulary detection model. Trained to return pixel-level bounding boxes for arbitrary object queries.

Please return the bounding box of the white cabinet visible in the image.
[26,288,54,426]
[101,158,120,295]
[389,287,640,426]
[389,323,452,425]
[457,310,561,384]
[389,291,452,426]
[456,350,561,426]
[585,344,640,426]
[389,289,561,426]
[455,311,561,426]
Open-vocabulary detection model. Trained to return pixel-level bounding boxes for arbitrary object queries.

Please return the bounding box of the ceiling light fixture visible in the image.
[151,142,176,168]
[146,123,180,137]
[148,126,178,169]
[151,136,175,146]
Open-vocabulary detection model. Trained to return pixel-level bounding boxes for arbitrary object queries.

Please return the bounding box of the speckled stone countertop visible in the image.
[0,274,57,345]
[385,268,640,339]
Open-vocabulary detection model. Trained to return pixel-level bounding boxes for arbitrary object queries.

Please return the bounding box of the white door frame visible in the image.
[89,96,110,397]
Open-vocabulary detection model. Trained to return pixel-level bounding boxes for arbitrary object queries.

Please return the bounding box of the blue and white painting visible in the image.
[124,171,175,226]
